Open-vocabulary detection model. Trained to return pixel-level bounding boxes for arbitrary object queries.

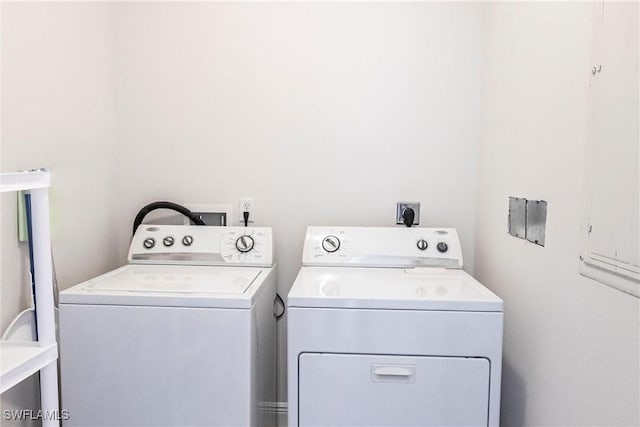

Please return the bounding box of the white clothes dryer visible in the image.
[59,225,276,427]
[287,226,503,427]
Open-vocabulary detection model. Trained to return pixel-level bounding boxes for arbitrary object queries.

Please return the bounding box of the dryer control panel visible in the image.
[128,225,274,267]
[302,226,462,269]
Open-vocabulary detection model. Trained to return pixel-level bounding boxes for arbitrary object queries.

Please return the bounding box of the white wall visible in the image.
[1,1,118,417]
[112,1,484,402]
[4,2,637,426]
[1,0,484,411]
[475,2,639,426]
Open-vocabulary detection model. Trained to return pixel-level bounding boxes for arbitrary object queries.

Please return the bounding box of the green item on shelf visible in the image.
[17,190,28,242]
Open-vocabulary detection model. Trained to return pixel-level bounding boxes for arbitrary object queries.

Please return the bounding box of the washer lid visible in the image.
[287,267,503,312]
[59,264,272,309]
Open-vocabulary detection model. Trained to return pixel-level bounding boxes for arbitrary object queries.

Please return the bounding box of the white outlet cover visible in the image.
[238,198,255,223]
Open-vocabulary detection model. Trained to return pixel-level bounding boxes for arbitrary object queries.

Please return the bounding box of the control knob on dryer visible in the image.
[143,238,155,249]
[437,242,449,253]
[416,239,428,251]
[236,235,255,253]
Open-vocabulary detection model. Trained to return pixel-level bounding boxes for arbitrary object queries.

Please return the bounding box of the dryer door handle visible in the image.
[372,366,414,377]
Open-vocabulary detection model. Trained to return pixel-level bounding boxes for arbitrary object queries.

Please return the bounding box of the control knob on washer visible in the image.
[182,235,194,246]
[236,235,255,253]
[143,238,155,249]
[163,236,174,247]
[437,242,449,253]
[322,235,341,253]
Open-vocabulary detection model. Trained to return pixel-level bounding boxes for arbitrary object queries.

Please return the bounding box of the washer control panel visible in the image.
[128,225,273,267]
[302,226,462,268]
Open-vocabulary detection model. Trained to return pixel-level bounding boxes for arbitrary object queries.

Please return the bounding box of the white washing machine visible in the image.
[59,224,276,427]
[287,226,503,427]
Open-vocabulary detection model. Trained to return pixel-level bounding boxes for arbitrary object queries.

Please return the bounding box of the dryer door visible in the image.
[298,353,490,427]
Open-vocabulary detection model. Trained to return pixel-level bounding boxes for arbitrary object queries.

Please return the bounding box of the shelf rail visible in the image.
[1,169,60,427]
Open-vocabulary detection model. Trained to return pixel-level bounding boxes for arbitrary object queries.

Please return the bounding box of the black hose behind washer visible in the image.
[132,201,206,236]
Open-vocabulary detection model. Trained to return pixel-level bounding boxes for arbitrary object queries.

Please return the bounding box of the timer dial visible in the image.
[236,235,255,253]
[322,235,341,253]
[416,239,428,251]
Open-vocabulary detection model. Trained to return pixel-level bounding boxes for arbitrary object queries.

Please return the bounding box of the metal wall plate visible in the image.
[526,200,547,246]
[508,197,547,247]
[508,197,526,239]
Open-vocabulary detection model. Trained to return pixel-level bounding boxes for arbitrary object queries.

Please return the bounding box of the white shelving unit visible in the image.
[0,170,60,427]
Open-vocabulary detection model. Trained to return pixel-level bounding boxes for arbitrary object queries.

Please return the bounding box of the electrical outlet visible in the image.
[239,198,255,224]
[396,202,420,226]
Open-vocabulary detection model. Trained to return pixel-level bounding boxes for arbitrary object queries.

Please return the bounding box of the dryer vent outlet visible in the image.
[396,202,420,226]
